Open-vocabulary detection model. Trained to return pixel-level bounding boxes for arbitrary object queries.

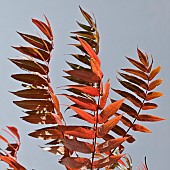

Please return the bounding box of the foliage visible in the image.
[0,7,164,170]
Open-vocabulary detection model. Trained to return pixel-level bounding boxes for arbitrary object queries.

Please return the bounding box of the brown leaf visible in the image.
[149,66,161,81]
[17,32,53,51]
[11,89,50,99]
[99,79,110,109]
[148,79,162,91]
[11,74,48,87]
[146,91,163,101]
[137,48,148,67]
[13,100,53,111]
[137,114,165,122]
[40,146,65,155]
[64,70,100,83]
[59,156,91,169]
[97,115,123,138]
[126,57,147,72]
[70,54,90,66]
[99,99,124,123]
[132,124,151,133]
[10,59,49,75]
[114,113,133,127]
[61,138,94,154]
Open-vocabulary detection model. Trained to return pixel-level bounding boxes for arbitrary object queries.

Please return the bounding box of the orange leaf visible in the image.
[58,125,95,139]
[61,138,94,154]
[32,17,53,41]
[59,157,91,169]
[93,154,124,168]
[99,99,124,123]
[99,79,110,109]
[67,85,99,96]
[63,94,97,111]
[97,137,128,153]
[142,102,158,110]
[148,79,162,91]
[78,37,101,65]
[7,126,20,142]
[97,115,123,138]
[69,106,95,124]
[146,91,163,101]
[149,66,161,81]
[137,114,165,122]
[64,70,100,83]
[132,124,151,133]
[90,58,103,80]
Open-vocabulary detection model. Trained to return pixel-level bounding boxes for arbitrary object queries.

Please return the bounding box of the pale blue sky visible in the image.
[0,0,170,169]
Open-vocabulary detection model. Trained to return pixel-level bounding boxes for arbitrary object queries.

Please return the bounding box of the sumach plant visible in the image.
[0,7,164,170]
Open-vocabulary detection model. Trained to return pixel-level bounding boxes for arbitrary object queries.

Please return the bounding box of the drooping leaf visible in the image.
[11,89,50,99]
[76,21,94,32]
[57,125,95,139]
[148,79,162,91]
[112,89,142,108]
[121,68,148,80]
[125,57,147,72]
[93,155,124,169]
[71,31,96,40]
[59,156,91,169]
[69,106,95,124]
[146,91,163,101]
[67,85,99,96]
[118,72,148,90]
[6,126,20,142]
[10,59,49,75]
[61,138,94,154]
[99,79,110,109]
[99,99,124,123]
[32,17,53,41]
[142,102,158,110]
[17,32,53,51]
[132,124,151,133]
[97,115,123,138]
[137,114,165,122]
[149,66,161,81]
[97,137,128,153]
[12,46,50,62]
[13,100,53,111]
[70,54,90,66]
[62,94,97,111]
[66,61,90,71]
[137,48,148,67]
[64,70,100,83]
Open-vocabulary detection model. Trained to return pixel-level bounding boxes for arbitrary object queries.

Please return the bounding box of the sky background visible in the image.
[0,0,170,169]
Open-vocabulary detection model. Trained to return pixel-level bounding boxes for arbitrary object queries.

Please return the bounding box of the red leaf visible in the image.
[132,124,151,133]
[69,106,95,124]
[7,126,20,142]
[67,85,99,96]
[63,94,97,111]
[59,157,91,169]
[32,17,53,41]
[97,115,123,138]
[99,99,124,123]
[58,125,95,139]
[78,37,100,65]
[99,79,110,109]
[61,138,94,154]
[93,154,124,168]
[97,137,128,153]
[40,146,65,155]
[64,69,100,83]
[142,102,158,110]
[137,114,165,122]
